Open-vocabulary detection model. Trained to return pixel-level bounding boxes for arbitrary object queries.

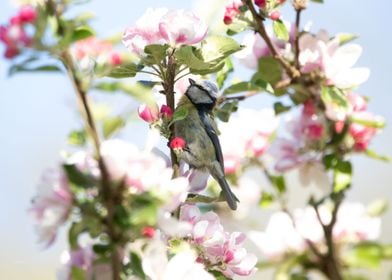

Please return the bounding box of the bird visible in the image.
[172,78,239,210]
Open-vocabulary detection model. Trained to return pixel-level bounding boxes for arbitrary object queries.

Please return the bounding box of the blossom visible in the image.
[123,8,207,56]
[223,0,243,25]
[219,108,278,174]
[159,104,173,119]
[299,30,370,89]
[138,103,160,123]
[249,202,381,260]
[71,37,122,69]
[30,169,72,247]
[159,10,207,46]
[142,237,214,280]
[170,137,186,151]
[179,205,257,277]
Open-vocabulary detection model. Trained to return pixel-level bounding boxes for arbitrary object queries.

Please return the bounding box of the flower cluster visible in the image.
[249,202,381,260]
[223,0,244,25]
[179,204,257,277]
[0,5,37,58]
[123,8,207,56]
[219,108,278,174]
[70,37,123,69]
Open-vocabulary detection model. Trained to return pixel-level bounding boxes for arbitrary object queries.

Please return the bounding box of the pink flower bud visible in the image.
[142,226,156,238]
[109,52,122,65]
[170,137,186,151]
[18,6,37,24]
[223,15,233,25]
[255,0,267,8]
[269,11,281,21]
[335,121,345,133]
[354,141,368,152]
[4,46,19,58]
[138,103,159,123]
[303,100,316,116]
[306,123,324,140]
[160,104,173,119]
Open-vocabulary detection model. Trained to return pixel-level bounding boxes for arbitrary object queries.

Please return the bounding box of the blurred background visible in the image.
[0,0,391,279]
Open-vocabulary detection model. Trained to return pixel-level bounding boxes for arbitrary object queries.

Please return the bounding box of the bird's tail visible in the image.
[217,176,240,210]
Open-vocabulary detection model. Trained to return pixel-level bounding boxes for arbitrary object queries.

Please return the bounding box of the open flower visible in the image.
[30,169,72,247]
[299,30,370,89]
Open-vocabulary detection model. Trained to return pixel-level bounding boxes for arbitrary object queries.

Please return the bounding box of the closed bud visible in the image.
[138,103,159,123]
[160,104,173,119]
[292,0,308,10]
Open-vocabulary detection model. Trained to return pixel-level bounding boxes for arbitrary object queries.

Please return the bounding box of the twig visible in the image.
[243,0,300,79]
[294,9,302,69]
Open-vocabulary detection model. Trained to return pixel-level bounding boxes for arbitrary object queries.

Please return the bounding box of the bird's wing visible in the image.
[198,110,225,170]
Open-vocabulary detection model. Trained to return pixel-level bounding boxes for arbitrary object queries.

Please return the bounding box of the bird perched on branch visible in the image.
[172,78,239,210]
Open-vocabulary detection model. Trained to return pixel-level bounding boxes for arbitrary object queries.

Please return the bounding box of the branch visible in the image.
[243,0,300,79]
[294,9,302,69]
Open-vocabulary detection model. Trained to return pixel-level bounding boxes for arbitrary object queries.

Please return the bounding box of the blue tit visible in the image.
[173,78,239,210]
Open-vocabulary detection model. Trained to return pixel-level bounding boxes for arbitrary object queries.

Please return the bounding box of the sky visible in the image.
[0,0,391,279]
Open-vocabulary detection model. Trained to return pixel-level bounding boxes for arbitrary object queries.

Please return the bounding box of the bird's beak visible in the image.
[188,78,196,85]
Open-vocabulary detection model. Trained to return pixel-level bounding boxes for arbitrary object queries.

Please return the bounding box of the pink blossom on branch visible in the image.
[138,103,160,123]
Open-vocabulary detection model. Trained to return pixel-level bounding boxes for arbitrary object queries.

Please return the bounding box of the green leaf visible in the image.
[350,115,385,129]
[63,164,96,187]
[323,154,338,169]
[255,57,283,87]
[216,58,234,89]
[171,106,189,124]
[321,86,349,113]
[104,63,142,78]
[68,130,87,146]
[68,222,85,250]
[71,25,95,42]
[223,79,273,95]
[345,242,383,269]
[367,199,388,217]
[333,160,352,193]
[273,20,289,41]
[271,175,286,193]
[382,244,392,259]
[310,0,323,3]
[274,102,291,115]
[336,33,358,45]
[227,20,249,35]
[102,116,125,138]
[9,63,62,76]
[129,204,158,226]
[259,191,274,208]
[216,100,238,122]
[200,35,243,62]
[130,252,146,279]
[144,44,169,63]
[176,46,216,72]
[71,267,85,280]
[365,150,390,162]
[93,244,111,254]
[186,194,222,203]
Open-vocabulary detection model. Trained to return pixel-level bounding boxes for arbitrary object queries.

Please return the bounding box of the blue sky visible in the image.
[0,0,391,279]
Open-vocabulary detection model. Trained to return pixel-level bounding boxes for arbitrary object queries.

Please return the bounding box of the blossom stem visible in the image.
[163,53,180,178]
[61,51,121,280]
[294,9,302,69]
[243,0,300,79]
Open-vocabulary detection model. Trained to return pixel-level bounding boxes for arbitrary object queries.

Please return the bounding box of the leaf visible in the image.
[223,79,273,95]
[129,204,158,226]
[274,102,291,115]
[273,19,289,41]
[226,20,249,35]
[144,44,169,63]
[310,0,323,3]
[171,106,189,124]
[216,58,234,89]
[259,191,274,208]
[63,164,96,187]
[71,25,95,42]
[68,130,87,146]
[323,154,338,169]
[365,149,390,162]
[130,252,146,279]
[102,116,125,138]
[255,57,283,87]
[9,63,62,76]
[367,199,388,217]
[93,244,111,254]
[68,222,85,249]
[271,175,286,193]
[176,46,215,72]
[104,63,142,78]
[200,35,243,62]
[350,115,385,129]
[186,194,221,203]
[345,242,383,269]
[333,160,352,193]
[216,100,238,122]
[336,33,358,45]
[321,86,349,112]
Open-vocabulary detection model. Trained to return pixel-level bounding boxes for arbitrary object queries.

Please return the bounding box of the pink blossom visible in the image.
[71,37,122,68]
[255,0,267,8]
[122,8,168,55]
[269,11,281,21]
[170,137,186,151]
[159,10,207,46]
[179,205,257,277]
[223,0,243,25]
[299,30,370,89]
[138,103,160,123]
[17,5,37,24]
[30,169,72,247]
[159,104,173,119]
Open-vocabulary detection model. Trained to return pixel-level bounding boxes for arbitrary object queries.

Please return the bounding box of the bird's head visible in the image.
[185,78,219,110]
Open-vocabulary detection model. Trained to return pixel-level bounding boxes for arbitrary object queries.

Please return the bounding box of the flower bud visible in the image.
[269,11,281,21]
[18,6,37,24]
[292,0,308,10]
[142,226,156,238]
[160,104,173,119]
[170,137,186,152]
[255,0,267,8]
[138,103,159,123]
